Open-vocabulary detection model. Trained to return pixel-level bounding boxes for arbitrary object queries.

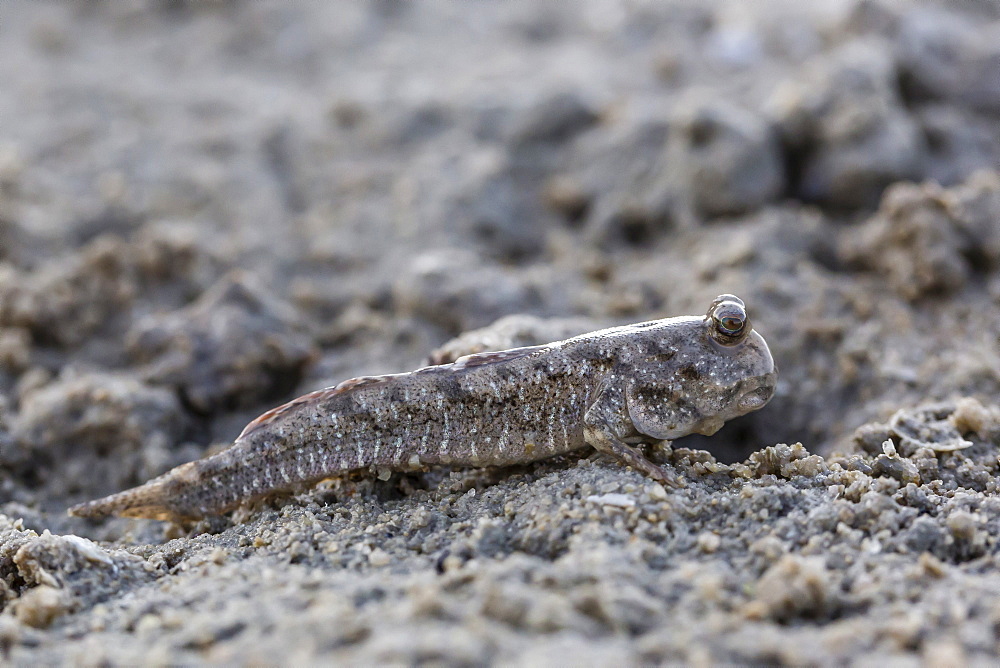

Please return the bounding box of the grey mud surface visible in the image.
[1,1,1000,664]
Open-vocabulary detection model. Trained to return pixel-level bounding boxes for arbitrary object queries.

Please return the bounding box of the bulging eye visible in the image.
[718,313,745,336]
[707,295,749,344]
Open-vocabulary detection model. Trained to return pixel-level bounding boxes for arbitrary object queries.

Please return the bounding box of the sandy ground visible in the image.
[1,0,1000,664]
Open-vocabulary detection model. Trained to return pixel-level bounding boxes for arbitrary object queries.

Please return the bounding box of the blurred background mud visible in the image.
[0,1,999,663]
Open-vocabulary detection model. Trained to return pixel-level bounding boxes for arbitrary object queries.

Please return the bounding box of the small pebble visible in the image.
[882,438,897,457]
[585,493,635,508]
[696,532,722,553]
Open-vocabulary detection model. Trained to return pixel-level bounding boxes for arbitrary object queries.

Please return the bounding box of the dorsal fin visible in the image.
[329,375,389,393]
[237,388,332,440]
[237,375,397,440]
[450,344,547,369]
[236,345,546,441]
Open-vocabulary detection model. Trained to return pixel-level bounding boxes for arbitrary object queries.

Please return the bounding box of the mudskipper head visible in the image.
[696,294,777,430]
[627,294,777,441]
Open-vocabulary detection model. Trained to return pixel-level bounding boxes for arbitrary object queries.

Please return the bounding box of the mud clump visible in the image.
[392,249,550,334]
[0,516,155,628]
[841,172,1000,300]
[127,273,315,414]
[770,40,925,208]
[0,226,218,349]
[668,99,785,218]
[10,371,188,499]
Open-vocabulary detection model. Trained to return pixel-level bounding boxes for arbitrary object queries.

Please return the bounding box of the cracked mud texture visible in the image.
[1,0,1000,664]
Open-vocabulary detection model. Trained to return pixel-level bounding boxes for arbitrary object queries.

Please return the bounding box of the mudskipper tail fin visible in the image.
[67,462,201,521]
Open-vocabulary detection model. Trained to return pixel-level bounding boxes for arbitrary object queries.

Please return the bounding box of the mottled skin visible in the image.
[69,295,777,521]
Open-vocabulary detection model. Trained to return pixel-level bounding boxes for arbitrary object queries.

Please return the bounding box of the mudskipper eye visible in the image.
[708,296,749,345]
[719,314,744,335]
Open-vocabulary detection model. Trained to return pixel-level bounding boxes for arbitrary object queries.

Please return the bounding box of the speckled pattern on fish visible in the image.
[69,295,777,521]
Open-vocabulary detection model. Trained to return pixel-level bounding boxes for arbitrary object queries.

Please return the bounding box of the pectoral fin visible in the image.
[583,378,683,487]
[626,382,692,441]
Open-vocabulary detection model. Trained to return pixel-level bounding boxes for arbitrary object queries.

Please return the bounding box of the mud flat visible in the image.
[1,1,1000,664]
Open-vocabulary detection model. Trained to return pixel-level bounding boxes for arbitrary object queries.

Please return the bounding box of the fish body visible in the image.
[69,295,777,521]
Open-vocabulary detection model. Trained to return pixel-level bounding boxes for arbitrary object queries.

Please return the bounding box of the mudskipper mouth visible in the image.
[737,374,777,412]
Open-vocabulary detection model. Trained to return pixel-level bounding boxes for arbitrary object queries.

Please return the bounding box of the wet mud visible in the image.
[1,1,999,664]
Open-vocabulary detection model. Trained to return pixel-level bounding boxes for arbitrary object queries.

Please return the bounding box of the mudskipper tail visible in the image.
[68,461,205,521]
